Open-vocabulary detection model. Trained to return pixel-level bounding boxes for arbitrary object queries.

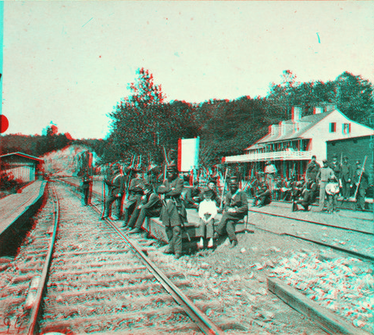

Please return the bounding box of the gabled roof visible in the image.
[0,152,44,162]
[246,110,334,150]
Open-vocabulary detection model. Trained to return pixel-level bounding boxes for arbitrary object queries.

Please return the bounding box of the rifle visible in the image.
[101,164,107,219]
[219,167,228,211]
[353,156,367,200]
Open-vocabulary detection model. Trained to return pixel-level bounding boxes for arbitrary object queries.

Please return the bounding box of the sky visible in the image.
[1,1,373,139]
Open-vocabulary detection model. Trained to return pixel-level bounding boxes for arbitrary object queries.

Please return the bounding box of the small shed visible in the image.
[0,152,44,183]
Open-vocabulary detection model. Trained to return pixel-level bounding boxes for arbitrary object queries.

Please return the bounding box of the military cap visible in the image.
[332,154,338,159]
[203,189,214,198]
[208,175,218,184]
[111,163,121,173]
[229,176,239,184]
[322,159,328,163]
[167,164,178,172]
[143,183,153,191]
[127,165,142,173]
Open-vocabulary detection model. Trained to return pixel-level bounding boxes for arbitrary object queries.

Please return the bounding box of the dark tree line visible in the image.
[0,125,72,157]
[106,68,374,167]
[1,69,372,168]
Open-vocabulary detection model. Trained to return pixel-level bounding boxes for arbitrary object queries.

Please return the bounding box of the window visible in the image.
[329,122,336,133]
[343,123,351,135]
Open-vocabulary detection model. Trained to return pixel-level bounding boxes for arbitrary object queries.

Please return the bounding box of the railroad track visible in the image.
[0,181,235,334]
[60,177,374,261]
[247,206,374,262]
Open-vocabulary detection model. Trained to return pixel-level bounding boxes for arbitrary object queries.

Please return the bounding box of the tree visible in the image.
[335,72,374,125]
[108,68,199,164]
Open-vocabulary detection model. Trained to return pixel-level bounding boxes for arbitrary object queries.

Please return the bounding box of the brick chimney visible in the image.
[314,106,323,114]
[292,107,302,122]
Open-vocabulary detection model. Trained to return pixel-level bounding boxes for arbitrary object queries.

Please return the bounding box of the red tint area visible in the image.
[0,115,9,133]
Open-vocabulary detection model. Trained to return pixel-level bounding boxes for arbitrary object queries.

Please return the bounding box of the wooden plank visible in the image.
[267,277,370,335]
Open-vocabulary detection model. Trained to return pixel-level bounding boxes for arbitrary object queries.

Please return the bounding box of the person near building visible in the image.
[102,163,126,220]
[306,155,320,182]
[330,154,342,193]
[316,159,334,212]
[215,177,248,248]
[341,156,353,200]
[128,183,162,234]
[157,164,186,259]
[264,161,277,194]
[325,175,340,214]
[121,168,145,229]
[197,189,218,249]
[253,180,271,207]
[353,162,369,211]
[291,177,305,212]
[295,180,316,211]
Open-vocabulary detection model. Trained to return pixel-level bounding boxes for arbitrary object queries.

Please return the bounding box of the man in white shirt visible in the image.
[264,161,277,194]
[197,189,218,249]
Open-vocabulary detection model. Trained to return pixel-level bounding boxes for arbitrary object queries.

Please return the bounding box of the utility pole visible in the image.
[370,112,374,221]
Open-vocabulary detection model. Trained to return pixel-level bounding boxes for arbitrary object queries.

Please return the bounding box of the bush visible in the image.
[0,171,20,192]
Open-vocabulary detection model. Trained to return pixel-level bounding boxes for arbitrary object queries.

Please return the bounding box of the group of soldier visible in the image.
[81,160,249,258]
[79,151,369,258]
[278,155,369,213]
[241,155,369,213]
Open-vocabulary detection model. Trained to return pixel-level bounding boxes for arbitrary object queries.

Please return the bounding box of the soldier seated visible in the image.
[252,180,271,207]
[295,180,316,211]
[215,177,248,248]
[128,183,162,234]
[122,168,145,229]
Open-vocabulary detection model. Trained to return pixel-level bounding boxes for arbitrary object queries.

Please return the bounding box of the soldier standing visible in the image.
[353,162,369,211]
[316,159,334,212]
[103,163,125,220]
[79,151,93,206]
[81,167,93,206]
[122,167,145,229]
[341,156,353,200]
[330,154,342,193]
[306,155,320,182]
[157,164,186,259]
[264,161,277,195]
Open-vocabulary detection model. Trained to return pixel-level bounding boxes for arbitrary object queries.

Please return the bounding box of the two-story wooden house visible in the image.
[223,104,374,180]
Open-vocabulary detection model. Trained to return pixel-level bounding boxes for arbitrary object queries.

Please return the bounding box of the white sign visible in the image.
[178,137,200,172]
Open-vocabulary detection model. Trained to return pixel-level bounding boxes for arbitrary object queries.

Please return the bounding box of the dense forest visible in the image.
[1,69,373,168]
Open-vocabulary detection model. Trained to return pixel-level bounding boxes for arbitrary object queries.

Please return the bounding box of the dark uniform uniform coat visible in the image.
[216,189,248,243]
[158,177,186,226]
[353,169,369,210]
[306,161,320,182]
[103,172,126,218]
[341,162,353,199]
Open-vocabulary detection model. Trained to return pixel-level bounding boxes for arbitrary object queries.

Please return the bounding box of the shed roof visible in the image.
[0,152,44,162]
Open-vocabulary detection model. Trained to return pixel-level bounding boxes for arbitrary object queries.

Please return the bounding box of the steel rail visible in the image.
[248,208,374,236]
[247,223,374,262]
[89,202,225,335]
[59,179,224,335]
[26,183,60,335]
